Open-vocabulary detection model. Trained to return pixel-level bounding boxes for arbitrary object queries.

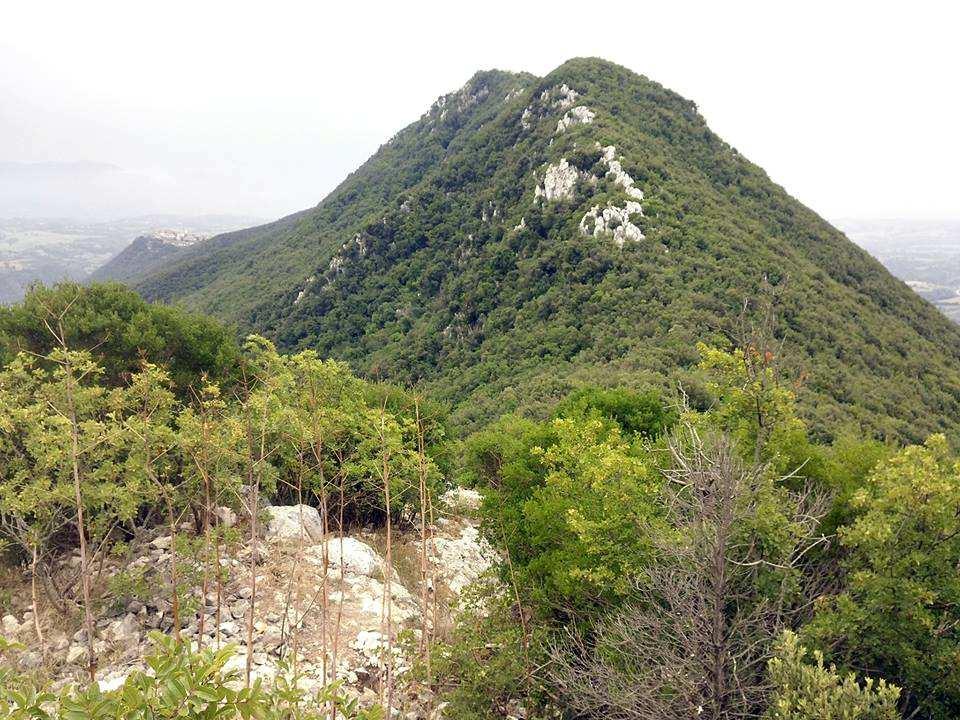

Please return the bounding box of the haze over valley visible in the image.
[0,213,262,304]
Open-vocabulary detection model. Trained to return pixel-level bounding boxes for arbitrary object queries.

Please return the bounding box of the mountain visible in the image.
[90,229,208,283]
[135,58,960,441]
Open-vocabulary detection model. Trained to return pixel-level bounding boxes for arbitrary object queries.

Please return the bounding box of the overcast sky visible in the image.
[2,0,957,222]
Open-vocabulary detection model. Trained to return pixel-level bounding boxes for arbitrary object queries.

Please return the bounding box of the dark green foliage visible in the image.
[553,385,676,438]
[132,58,960,443]
[0,282,239,395]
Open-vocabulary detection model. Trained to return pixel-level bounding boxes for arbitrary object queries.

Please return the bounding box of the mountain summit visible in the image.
[135,58,960,439]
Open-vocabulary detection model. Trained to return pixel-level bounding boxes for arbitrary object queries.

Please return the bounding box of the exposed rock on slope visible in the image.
[3,493,496,714]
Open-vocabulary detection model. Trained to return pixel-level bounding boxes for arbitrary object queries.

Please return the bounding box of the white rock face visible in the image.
[150,535,173,550]
[215,506,238,528]
[521,83,580,130]
[104,613,140,644]
[547,83,580,110]
[440,487,483,513]
[309,537,384,577]
[293,276,315,306]
[535,159,582,202]
[598,144,645,200]
[264,505,325,543]
[580,202,645,247]
[1,614,20,636]
[65,644,88,665]
[520,107,534,130]
[570,143,647,246]
[504,86,526,102]
[556,106,595,133]
[428,524,497,595]
[97,671,131,693]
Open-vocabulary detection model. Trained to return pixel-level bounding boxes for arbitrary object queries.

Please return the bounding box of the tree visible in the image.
[0,342,150,680]
[524,417,663,614]
[0,282,239,395]
[804,435,960,719]
[553,386,677,439]
[550,428,826,720]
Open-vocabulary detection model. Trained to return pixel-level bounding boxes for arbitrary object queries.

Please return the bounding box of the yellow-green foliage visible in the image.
[525,417,663,605]
[765,632,900,720]
[0,633,383,720]
[0,332,443,585]
[805,435,960,719]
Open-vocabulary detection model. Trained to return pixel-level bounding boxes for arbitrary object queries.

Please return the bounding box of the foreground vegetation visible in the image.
[0,283,959,720]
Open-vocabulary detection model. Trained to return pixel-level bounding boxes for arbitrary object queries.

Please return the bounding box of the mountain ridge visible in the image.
[135,57,960,441]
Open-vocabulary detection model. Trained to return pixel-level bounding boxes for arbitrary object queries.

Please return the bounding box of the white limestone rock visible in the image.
[293,276,315,306]
[597,144,645,200]
[264,505,325,543]
[556,106,595,133]
[428,524,497,595]
[215,506,238,528]
[104,613,140,644]
[66,644,89,665]
[535,159,582,202]
[579,202,645,248]
[504,86,525,102]
[547,83,579,110]
[1,614,20,636]
[150,535,173,550]
[520,107,534,130]
[309,537,383,577]
[521,83,580,131]
[440,487,483,513]
[98,670,132,693]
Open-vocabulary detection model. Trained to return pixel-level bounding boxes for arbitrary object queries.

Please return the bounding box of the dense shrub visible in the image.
[764,632,900,720]
[0,633,383,719]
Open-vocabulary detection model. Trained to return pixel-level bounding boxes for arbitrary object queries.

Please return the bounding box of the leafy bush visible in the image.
[424,580,551,720]
[467,412,662,619]
[0,633,383,719]
[804,435,960,719]
[764,632,900,720]
[553,386,676,438]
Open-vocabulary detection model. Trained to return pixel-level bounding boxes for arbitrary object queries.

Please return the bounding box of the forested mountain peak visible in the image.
[135,58,960,441]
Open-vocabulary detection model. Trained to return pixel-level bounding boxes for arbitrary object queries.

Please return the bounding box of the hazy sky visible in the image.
[2,0,958,222]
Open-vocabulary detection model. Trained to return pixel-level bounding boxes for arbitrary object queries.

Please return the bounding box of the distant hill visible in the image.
[90,229,208,284]
[0,215,262,305]
[136,58,960,441]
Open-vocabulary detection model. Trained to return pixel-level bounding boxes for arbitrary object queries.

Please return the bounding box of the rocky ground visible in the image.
[0,487,495,716]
